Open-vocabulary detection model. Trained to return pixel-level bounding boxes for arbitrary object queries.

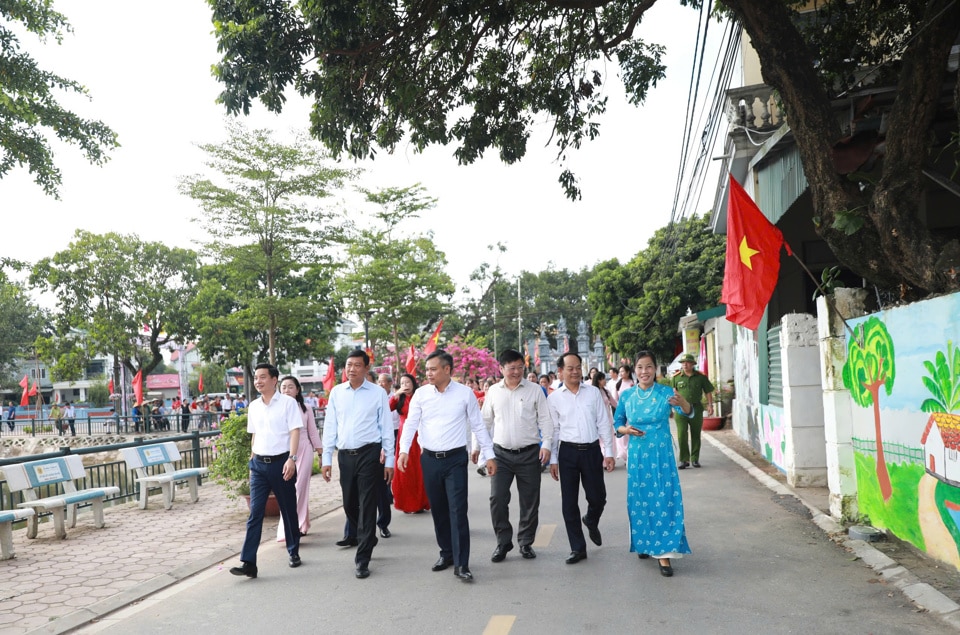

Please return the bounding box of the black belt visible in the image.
[341,442,380,456]
[254,452,289,463]
[494,443,540,454]
[561,440,599,451]
[422,446,466,459]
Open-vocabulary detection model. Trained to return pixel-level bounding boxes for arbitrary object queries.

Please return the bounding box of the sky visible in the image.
[3,1,729,300]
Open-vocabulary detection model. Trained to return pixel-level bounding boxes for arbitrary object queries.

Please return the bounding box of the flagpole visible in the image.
[789,252,859,341]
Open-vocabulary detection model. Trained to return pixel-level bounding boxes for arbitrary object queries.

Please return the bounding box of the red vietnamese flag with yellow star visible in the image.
[423,320,443,356]
[721,174,792,330]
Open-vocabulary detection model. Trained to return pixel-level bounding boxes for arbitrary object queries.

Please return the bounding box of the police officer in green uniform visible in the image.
[670,353,714,469]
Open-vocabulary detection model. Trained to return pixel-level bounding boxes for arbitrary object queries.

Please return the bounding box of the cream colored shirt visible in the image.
[481,378,552,451]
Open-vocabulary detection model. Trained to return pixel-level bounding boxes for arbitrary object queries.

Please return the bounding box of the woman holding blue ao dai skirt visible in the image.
[613,351,693,577]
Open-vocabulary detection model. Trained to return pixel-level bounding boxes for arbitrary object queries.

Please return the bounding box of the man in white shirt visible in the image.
[479,349,552,562]
[230,363,303,579]
[548,353,615,564]
[322,350,394,579]
[63,402,76,436]
[398,350,497,582]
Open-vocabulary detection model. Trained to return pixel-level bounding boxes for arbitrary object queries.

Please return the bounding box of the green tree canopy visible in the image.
[0,259,47,390]
[180,121,354,366]
[30,230,199,380]
[335,185,455,372]
[1,0,117,196]
[208,0,960,295]
[588,213,725,362]
[452,249,595,357]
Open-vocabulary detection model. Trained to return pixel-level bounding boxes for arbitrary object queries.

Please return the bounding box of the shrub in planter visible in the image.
[209,413,251,499]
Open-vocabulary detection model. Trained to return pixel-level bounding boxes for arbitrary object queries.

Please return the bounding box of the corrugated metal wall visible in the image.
[766,325,783,407]
[756,145,808,224]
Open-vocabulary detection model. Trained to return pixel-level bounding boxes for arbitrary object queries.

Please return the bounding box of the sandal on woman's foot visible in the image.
[658,559,673,577]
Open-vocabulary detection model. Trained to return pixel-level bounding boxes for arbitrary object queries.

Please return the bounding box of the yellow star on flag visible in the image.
[739,236,760,270]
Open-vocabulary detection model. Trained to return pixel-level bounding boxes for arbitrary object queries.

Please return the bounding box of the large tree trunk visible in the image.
[725,0,960,295]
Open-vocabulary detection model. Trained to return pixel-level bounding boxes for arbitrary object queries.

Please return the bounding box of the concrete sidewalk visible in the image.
[703,430,960,630]
[1,429,959,634]
[0,471,344,635]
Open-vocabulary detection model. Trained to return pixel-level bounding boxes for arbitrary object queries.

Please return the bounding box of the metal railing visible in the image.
[3,408,324,437]
[0,431,221,518]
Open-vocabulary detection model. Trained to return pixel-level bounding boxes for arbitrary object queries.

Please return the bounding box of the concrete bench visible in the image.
[0,508,35,560]
[2,455,120,539]
[119,442,209,510]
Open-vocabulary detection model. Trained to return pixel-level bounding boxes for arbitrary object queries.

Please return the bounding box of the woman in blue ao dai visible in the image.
[613,351,693,577]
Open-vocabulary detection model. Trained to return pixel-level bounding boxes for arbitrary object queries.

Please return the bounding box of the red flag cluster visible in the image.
[721,175,792,330]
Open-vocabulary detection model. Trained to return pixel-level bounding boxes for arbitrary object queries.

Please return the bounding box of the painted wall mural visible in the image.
[843,293,960,569]
[758,404,786,471]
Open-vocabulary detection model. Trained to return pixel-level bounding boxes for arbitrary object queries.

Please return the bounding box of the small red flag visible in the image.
[423,320,443,356]
[365,347,376,366]
[20,388,29,407]
[321,357,335,394]
[28,382,38,397]
[132,369,143,405]
[108,377,114,394]
[198,372,204,393]
[405,345,417,375]
[19,375,28,389]
[721,175,792,330]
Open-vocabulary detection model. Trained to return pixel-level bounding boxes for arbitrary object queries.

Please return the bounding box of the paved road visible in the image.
[77,439,942,635]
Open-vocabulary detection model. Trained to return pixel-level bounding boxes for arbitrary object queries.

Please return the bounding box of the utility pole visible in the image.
[517,277,522,355]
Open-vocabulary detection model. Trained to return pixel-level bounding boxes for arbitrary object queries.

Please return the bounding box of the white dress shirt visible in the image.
[400,380,495,462]
[322,380,394,468]
[247,392,304,455]
[481,378,552,450]
[547,383,615,463]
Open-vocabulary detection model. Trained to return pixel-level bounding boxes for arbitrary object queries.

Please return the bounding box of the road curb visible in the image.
[704,432,960,630]
[31,500,344,634]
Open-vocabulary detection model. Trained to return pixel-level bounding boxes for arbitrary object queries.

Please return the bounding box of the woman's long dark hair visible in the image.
[396,373,419,410]
[280,375,307,413]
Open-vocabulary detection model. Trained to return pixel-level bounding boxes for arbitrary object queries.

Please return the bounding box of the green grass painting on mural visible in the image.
[854,452,926,548]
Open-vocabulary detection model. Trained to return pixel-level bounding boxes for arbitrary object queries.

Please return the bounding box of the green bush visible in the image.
[209,413,251,499]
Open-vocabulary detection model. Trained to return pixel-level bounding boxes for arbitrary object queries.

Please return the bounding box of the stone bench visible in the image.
[0,508,35,560]
[2,455,120,539]
[119,442,209,510]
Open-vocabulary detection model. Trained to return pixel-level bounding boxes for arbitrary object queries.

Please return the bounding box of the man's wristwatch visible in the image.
[288,455,297,462]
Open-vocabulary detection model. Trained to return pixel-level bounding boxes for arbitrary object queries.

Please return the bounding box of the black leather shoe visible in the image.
[379,527,392,538]
[582,516,602,546]
[638,553,650,559]
[677,461,690,470]
[336,537,359,547]
[519,545,536,559]
[692,462,701,468]
[565,551,587,565]
[355,564,370,579]
[454,566,474,582]
[289,554,301,568]
[229,561,258,578]
[659,560,674,577]
[491,543,513,562]
[431,557,454,572]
